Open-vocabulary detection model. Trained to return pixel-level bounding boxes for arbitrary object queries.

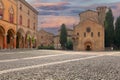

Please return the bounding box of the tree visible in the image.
[60,24,67,49]
[104,8,114,47]
[66,40,73,50]
[115,16,120,48]
[32,36,35,44]
[27,34,31,48]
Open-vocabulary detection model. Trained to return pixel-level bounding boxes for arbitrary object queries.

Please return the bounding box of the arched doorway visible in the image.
[0,26,5,49]
[7,29,15,49]
[16,28,25,48]
[85,42,92,51]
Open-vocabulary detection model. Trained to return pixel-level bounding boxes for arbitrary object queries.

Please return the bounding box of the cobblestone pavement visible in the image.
[0,50,120,80]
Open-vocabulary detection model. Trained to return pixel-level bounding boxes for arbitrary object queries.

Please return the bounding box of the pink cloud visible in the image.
[33,2,69,8]
[39,15,79,28]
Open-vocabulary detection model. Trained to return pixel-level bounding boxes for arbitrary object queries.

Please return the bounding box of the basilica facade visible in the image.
[73,6,107,51]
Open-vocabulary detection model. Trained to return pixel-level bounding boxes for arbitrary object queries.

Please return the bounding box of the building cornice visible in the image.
[16,0,38,14]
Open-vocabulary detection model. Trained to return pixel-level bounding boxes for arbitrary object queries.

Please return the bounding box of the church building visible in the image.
[73,6,107,51]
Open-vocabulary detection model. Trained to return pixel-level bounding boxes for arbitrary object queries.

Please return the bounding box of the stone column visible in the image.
[3,34,7,49]
[13,35,16,49]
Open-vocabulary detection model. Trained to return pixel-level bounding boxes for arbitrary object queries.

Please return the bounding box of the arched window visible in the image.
[19,15,22,25]
[84,32,86,37]
[77,32,79,36]
[9,6,14,23]
[20,4,22,10]
[91,32,93,37]
[0,1,4,19]
[86,27,91,33]
[98,32,100,37]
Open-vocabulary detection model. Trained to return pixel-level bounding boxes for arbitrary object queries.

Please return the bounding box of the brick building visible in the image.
[73,6,107,51]
[37,29,54,47]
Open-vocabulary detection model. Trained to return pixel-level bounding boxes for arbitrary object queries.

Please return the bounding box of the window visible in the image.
[77,33,79,35]
[9,13,14,23]
[98,32,100,37]
[27,19,30,28]
[20,4,22,10]
[76,37,79,40]
[84,32,86,37]
[86,27,91,33]
[9,6,14,23]
[0,1,3,19]
[0,9,3,19]
[91,32,93,37]
[28,10,30,15]
[19,15,22,25]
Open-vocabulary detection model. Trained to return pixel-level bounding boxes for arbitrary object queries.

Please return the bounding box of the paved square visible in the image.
[0,50,120,80]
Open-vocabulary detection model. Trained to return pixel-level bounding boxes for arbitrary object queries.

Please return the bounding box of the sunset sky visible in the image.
[26,0,120,34]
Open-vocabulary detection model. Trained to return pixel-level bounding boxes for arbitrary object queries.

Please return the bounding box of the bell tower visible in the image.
[96,6,108,26]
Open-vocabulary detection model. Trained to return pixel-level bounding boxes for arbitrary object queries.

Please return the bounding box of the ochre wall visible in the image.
[73,20,104,51]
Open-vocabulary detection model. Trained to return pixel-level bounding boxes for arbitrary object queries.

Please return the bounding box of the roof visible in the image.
[39,29,54,36]
[79,10,97,15]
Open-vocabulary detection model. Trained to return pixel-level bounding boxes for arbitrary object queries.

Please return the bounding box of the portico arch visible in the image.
[0,26,5,49]
[25,31,32,48]
[7,29,16,49]
[16,28,25,48]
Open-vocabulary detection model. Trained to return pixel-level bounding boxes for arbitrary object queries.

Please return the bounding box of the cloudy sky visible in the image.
[26,0,120,34]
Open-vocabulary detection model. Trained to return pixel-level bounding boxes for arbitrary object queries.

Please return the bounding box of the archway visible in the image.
[7,29,15,49]
[25,31,32,48]
[16,28,25,48]
[0,26,5,49]
[85,42,92,51]
[32,37,37,48]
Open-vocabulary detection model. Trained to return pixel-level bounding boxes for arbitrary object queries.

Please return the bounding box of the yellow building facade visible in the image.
[0,0,38,49]
[16,0,38,48]
[0,0,17,49]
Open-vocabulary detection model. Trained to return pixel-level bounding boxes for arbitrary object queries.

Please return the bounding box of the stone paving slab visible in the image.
[0,55,120,80]
[0,50,63,60]
[0,54,92,71]
[0,50,120,80]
